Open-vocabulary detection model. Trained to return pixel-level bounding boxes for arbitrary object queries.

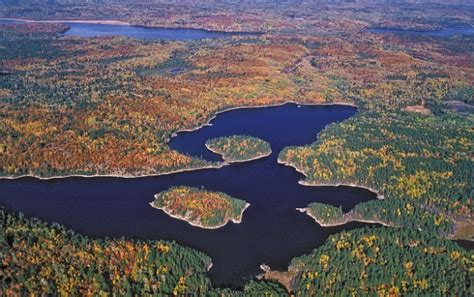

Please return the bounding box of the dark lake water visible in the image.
[0,103,380,287]
[63,23,258,40]
[0,19,256,40]
[368,27,474,37]
[0,19,16,24]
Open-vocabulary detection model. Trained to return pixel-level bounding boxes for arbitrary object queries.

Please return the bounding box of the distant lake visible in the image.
[368,27,474,37]
[63,23,260,40]
[0,19,17,24]
[0,18,258,40]
[0,103,379,287]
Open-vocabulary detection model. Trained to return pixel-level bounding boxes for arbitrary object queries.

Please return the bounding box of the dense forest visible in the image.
[0,207,286,296]
[299,202,345,226]
[151,186,249,229]
[280,110,473,238]
[290,227,473,296]
[0,21,472,179]
[0,0,472,33]
[206,135,271,163]
[0,22,305,177]
[2,207,471,296]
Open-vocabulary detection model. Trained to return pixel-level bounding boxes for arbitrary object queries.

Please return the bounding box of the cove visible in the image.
[368,27,474,37]
[0,103,378,287]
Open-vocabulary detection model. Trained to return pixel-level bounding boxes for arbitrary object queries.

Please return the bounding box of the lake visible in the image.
[0,19,258,40]
[0,19,16,24]
[0,103,379,287]
[3,19,472,39]
[368,27,474,37]
[63,23,259,40]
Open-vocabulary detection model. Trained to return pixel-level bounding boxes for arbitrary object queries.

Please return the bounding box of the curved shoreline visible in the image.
[149,199,250,230]
[0,163,228,181]
[279,157,392,228]
[277,157,383,199]
[0,101,357,180]
[296,207,393,228]
[205,143,272,163]
[0,17,264,34]
[170,101,358,138]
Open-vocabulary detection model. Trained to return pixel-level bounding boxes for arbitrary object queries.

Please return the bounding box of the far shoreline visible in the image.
[0,100,358,180]
[0,17,264,34]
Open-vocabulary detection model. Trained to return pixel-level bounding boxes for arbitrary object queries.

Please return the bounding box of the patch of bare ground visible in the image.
[451,218,474,241]
[257,269,298,294]
[404,105,432,115]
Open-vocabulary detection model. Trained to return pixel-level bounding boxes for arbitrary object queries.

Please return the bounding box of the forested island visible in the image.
[150,186,250,229]
[205,135,271,163]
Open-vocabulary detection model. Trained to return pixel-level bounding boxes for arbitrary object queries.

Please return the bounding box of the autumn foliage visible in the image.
[151,186,248,228]
[206,135,271,162]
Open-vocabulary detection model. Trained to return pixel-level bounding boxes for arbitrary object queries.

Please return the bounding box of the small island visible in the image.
[205,135,271,163]
[150,186,250,229]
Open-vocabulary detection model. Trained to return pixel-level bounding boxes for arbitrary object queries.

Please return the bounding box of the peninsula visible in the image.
[297,202,392,227]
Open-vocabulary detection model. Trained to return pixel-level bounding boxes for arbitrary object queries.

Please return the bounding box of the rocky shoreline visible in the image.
[149,200,250,230]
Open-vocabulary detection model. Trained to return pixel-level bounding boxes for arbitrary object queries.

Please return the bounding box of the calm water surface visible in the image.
[368,27,474,37]
[3,19,472,39]
[0,19,257,40]
[0,19,17,24]
[63,23,258,40]
[0,103,379,287]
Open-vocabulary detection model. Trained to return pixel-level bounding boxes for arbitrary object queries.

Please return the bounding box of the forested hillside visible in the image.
[1,22,472,178]
[280,111,473,238]
[2,208,471,296]
[0,207,285,296]
[290,227,472,296]
[0,0,472,32]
